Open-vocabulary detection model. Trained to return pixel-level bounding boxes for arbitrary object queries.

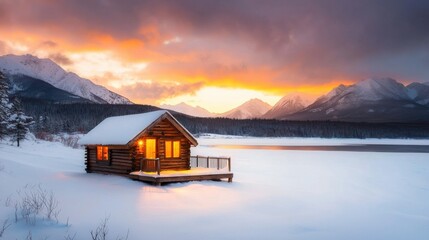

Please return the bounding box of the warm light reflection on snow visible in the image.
[137,183,242,215]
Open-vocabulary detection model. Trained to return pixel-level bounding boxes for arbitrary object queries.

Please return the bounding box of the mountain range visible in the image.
[0,54,132,104]
[161,98,272,119]
[1,54,428,122]
[163,79,429,122]
[285,78,429,122]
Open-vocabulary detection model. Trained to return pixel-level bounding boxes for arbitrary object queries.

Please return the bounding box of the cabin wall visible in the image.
[85,146,136,175]
[133,119,191,171]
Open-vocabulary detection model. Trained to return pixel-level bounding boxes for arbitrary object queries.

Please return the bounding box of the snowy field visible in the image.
[1,136,429,239]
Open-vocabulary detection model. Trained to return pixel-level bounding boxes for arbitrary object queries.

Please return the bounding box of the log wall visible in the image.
[85,146,134,175]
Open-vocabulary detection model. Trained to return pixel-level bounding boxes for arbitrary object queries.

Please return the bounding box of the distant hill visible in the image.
[0,54,132,104]
[160,102,215,118]
[220,98,272,119]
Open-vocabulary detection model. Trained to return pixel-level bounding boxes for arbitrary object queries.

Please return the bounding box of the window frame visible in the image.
[164,139,181,159]
[96,146,110,164]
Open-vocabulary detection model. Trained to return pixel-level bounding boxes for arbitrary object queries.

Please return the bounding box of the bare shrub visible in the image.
[0,218,11,238]
[60,135,80,149]
[35,132,54,142]
[25,231,32,240]
[14,185,62,225]
[14,202,18,223]
[20,186,45,225]
[42,190,60,221]
[116,230,129,240]
[64,232,77,240]
[90,217,109,240]
[90,217,128,240]
[35,132,81,148]
[4,195,12,207]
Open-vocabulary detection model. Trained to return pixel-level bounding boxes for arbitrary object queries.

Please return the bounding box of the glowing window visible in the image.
[165,140,181,158]
[165,141,172,158]
[96,146,109,161]
[165,140,180,158]
[173,141,180,158]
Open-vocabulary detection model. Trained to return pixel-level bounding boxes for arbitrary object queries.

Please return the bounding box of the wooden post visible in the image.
[217,158,220,170]
[139,158,143,172]
[157,158,160,175]
[228,157,231,172]
[207,156,209,168]
[196,155,199,167]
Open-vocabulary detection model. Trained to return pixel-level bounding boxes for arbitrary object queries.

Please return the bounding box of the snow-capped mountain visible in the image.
[0,54,132,104]
[160,102,215,117]
[286,78,429,122]
[262,93,311,119]
[7,74,91,103]
[220,98,272,119]
[407,82,429,106]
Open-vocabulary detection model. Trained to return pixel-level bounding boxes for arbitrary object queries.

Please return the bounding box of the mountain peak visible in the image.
[0,54,132,104]
[160,102,215,118]
[262,93,311,119]
[220,98,271,119]
[353,78,410,101]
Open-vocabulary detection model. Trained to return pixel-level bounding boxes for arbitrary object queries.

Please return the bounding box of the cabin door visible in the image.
[144,139,157,171]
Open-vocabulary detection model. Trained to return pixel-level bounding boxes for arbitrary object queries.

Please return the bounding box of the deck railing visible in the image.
[139,156,232,175]
[190,155,231,172]
[139,158,161,175]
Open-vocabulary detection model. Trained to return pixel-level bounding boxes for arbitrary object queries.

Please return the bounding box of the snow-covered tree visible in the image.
[0,71,11,140]
[8,97,34,147]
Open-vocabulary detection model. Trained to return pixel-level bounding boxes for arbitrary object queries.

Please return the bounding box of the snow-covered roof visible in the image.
[78,110,198,146]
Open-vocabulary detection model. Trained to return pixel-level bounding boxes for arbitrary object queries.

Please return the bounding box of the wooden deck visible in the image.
[130,155,233,185]
[129,169,233,185]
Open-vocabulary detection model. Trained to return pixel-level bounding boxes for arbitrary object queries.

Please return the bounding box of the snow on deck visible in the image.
[130,167,230,178]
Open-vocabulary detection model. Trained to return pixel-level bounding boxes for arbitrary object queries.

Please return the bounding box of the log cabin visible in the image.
[78,110,198,176]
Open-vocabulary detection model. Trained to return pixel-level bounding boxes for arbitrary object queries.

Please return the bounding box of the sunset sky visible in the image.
[1,0,429,112]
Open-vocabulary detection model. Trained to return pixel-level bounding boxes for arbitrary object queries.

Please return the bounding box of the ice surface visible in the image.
[1,136,429,239]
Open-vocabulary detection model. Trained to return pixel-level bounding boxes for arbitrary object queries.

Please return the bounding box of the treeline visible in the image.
[21,99,429,139]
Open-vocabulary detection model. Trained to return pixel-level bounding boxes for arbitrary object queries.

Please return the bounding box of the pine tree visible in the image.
[8,97,34,147]
[0,71,11,140]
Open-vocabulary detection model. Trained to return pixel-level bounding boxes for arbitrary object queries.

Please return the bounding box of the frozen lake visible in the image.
[1,137,429,239]
[204,144,429,152]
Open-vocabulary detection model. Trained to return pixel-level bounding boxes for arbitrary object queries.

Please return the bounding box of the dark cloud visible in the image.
[2,0,429,85]
[118,81,204,103]
[48,53,73,65]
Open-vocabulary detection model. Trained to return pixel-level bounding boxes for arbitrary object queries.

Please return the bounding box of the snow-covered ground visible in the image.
[1,137,429,239]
